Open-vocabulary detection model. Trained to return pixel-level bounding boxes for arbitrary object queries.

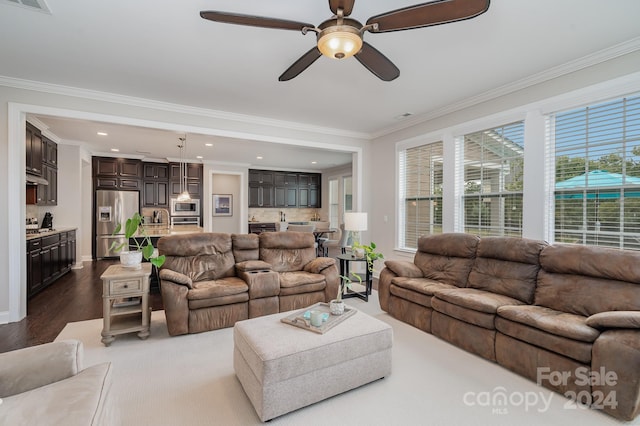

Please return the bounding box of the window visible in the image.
[551,94,640,249]
[462,121,525,237]
[398,142,443,249]
[343,176,353,212]
[328,178,339,228]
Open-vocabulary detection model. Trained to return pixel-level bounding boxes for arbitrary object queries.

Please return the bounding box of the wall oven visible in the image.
[170,198,200,217]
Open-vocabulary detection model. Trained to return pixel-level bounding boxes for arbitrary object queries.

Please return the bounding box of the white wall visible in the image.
[210,173,241,233]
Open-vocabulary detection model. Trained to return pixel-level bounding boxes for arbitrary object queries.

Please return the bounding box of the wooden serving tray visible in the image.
[280,302,356,334]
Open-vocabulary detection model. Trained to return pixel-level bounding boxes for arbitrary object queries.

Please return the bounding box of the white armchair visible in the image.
[0,340,115,425]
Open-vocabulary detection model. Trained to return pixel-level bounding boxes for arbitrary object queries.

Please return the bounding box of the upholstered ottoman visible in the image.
[233,309,393,421]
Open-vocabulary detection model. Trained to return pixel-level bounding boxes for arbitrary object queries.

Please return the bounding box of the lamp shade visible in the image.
[344,212,367,232]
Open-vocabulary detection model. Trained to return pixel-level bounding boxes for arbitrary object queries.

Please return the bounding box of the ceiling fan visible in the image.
[200,0,490,82]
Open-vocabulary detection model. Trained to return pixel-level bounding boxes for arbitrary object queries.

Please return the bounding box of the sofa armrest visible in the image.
[159,279,190,336]
[592,329,640,420]
[586,311,640,329]
[304,257,336,274]
[384,260,423,278]
[0,340,83,397]
[236,260,272,273]
[159,268,193,289]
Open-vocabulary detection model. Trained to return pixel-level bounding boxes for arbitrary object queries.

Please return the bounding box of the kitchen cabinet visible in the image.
[144,163,169,180]
[37,164,57,205]
[27,230,77,298]
[170,163,202,181]
[143,181,169,207]
[298,174,320,208]
[274,172,298,207]
[249,170,275,208]
[27,239,43,296]
[26,123,43,176]
[168,162,203,199]
[42,136,58,167]
[249,169,321,208]
[93,157,142,190]
[169,180,201,198]
[142,163,169,208]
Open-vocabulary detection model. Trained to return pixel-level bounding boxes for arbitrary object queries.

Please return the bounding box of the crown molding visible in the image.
[372,36,640,139]
[0,75,370,141]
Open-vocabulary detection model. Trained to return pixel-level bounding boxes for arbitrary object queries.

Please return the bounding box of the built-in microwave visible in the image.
[170,198,200,217]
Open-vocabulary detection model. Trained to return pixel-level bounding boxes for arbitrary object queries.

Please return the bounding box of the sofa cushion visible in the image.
[536,244,640,316]
[495,316,594,364]
[278,272,326,296]
[431,297,498,329]
[187,277,249,300]
[413,233,479,287]
[433,287,525,314]
[497,305,599,343]
[159,233,236,281]
[467,237,546,304]
[586,311,640,329]
[188,293,249,310]
[259,232,316,273]
[232,233,260,263]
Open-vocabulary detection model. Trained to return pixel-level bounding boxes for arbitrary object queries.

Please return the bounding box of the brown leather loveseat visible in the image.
[158,231,339,336]
[379,233,640,421]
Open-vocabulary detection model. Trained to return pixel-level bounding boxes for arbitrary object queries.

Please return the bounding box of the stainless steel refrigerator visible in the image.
[95,190,140,258]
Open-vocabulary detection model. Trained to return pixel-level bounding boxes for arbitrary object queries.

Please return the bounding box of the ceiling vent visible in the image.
[2,0,51,13]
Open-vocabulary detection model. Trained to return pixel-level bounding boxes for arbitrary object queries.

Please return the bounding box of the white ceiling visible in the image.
[2,0,640,169]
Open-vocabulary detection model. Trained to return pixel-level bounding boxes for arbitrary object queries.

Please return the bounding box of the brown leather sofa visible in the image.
[158,232,339,336]
[379,233,640,421]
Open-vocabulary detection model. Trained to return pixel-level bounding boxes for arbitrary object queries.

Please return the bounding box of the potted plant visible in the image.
[330,272,363,315]
[109,212,166,268]
[351,241,384,274]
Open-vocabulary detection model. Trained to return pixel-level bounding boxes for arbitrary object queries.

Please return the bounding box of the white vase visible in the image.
[329,299,345,315]
[120,251,143,268]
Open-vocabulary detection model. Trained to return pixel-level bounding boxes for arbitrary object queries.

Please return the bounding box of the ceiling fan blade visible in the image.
[200,11,313,32]
[328,0,355,17]
[278,47,323,81]
[354,42,400,81]
[366,0,490,33]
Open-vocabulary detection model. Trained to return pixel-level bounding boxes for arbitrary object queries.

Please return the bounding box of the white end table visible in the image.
[100,263,152,346]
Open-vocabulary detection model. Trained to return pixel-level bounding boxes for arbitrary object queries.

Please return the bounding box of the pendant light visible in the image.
[177,135,191,202]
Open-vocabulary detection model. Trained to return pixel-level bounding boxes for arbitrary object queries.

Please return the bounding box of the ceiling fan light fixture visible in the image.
[317,25,362,59]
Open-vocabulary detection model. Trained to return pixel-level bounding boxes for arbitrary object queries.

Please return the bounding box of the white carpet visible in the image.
[56,295,631,425]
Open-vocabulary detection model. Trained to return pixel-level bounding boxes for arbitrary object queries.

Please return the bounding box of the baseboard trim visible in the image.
[0,310,10,325]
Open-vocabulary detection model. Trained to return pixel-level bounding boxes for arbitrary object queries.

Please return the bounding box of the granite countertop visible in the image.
[26,227,77,241]
[142,226,204,237]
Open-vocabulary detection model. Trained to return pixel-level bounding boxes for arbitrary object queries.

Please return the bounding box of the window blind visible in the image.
[461,121,525,237]
[399,142,443,249]
[551,94,640,249]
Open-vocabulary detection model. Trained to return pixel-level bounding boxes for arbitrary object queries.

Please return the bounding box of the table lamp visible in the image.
[344,212,367,258]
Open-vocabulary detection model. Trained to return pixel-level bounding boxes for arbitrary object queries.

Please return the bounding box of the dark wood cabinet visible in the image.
[37,165,57,205]
[42,136,57,167]
[27,230,76,298]
[26,123,43,176]
[143,181,169,207]
[27,239,43,296]
[93,157,143,190]
[170,163,202,181]
[168,163,203,201]
[250,169,321,208]
[144,163,169,180]
[274,172,298,207]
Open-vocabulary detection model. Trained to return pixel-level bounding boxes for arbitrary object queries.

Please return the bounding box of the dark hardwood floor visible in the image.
[0,260,164,353]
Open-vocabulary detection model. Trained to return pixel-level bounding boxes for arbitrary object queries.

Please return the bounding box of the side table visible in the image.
[100,263,152,346]
[337,254,372,302]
